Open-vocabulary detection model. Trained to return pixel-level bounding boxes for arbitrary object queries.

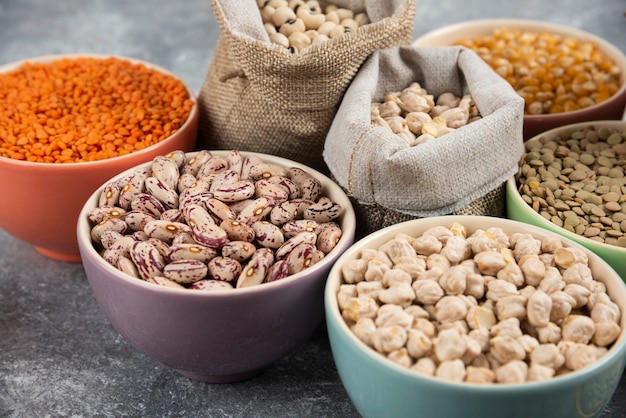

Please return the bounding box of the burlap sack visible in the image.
[197,0,415,174]
[323,45,525,235]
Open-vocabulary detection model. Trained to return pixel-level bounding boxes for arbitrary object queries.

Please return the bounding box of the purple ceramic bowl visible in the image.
[76,151,356,383]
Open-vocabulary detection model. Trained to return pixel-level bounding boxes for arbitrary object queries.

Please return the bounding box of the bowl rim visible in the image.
[507,119,626,256]
[325,214,626,391]
[77,149,357,298]
[0,53,199,170]
[412,18,626,121]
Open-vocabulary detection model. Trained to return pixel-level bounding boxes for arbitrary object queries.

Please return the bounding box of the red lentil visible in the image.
[0,56,194,163]
[455,28,622,115]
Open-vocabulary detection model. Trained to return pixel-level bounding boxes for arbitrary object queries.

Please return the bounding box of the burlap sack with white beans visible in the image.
[323,45,525,236]
[197,0,415,174]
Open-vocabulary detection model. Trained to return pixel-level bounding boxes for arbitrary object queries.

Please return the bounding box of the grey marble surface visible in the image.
[0,0,625,417]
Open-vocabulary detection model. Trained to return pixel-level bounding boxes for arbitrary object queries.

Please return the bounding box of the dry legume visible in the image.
[515,125,626,247]
[258,0,370,53]
[337,223,622,384]
[89,149,345,290]
[0,57,193,163]
[337,222,622,383]
[371,82,482,147]
[455,28,622,115]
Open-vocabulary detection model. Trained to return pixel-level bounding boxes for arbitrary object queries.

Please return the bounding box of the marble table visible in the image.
[1,0,625,416]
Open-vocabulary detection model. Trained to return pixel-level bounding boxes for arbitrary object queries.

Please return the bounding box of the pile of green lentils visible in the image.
[515,125,626,248]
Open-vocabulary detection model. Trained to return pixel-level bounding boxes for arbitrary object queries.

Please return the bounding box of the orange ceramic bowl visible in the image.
[413,19,626,140]
[0,54,199,262]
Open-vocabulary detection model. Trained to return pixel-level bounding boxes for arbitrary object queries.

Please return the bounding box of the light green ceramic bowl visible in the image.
[325,215,626,418]
[506,120,626,281]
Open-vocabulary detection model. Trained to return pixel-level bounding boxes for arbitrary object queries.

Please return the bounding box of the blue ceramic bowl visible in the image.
[325,215,626,418]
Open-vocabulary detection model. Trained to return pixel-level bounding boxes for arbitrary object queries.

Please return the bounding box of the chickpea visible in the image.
[337,223,622,384]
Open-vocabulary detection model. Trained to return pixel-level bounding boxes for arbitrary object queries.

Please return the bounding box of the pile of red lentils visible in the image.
[0,56,193,163]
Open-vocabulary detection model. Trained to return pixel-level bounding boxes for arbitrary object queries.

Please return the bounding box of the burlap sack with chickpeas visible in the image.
[323,45,525,235]
[197,0,415,174]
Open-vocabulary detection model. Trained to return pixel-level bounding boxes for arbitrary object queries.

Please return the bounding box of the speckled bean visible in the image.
[270,201,298,225]
[90,150,345,290]
[163,259,209,284]
[144,220,192,243]
[317,222,342,254]
[236,197,274,225]
[87,206,126,224]
[102,235,136,265]
[151,155,180,190]
[124,210,156,232]
[130,240,166,280]
[281,219,321,237]
[208,256,242,282]
[275,231,317,260]
[221,240,256,262]
[237,248,274,288]
[212,180,256,203]
[205,198,236,222]
[255,178,289,203]
[91,218,128,244]
[303,200,343,223]
[168,243,217,263]
[98,183,121,208]
[189,279,234,291]
[252,221,285,249]
[118,169,149,209]
[286,242,324,274]
[219,219,256,242]
[131,193,165,218]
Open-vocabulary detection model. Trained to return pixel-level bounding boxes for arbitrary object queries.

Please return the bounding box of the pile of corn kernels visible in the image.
[456,28,622,115]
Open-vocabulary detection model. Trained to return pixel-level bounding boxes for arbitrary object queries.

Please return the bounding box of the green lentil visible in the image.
[515,125,626,248]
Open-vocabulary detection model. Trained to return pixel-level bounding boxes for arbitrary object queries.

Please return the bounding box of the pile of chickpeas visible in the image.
[337,222,622,384]
[258,0,370,53]
[371,82,481,147]
[456,28,622,115]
